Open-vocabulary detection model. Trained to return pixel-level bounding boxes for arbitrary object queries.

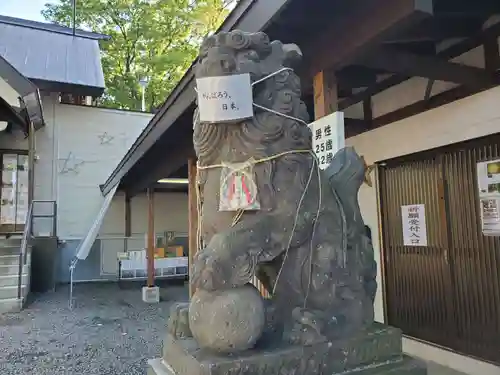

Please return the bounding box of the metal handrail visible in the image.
[17,202,33,299]
[17,199,58,300]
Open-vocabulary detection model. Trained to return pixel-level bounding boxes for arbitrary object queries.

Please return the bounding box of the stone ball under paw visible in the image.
[189,284,265,353]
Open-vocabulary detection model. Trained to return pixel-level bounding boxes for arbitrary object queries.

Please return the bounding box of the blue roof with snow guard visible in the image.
[0,15,108,96]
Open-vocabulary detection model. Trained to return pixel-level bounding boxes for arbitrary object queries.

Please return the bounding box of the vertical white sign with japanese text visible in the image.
[196,73,254,123]
[308,112,345,170]
[401,204,428,247]
[476,158,500,236]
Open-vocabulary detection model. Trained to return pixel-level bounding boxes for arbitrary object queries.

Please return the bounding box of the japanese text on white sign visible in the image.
[196,73,254,123]
[477,158,500,236]
[308,112,344,170]
[401,204,428,247]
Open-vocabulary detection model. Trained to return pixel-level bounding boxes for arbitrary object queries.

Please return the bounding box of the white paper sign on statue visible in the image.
[196,73,254,123]
[308,111,345,170]
[401,204,428,247]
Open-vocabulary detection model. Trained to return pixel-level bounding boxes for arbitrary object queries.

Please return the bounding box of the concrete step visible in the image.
[0,245,20,256]
[0,274,28,287]
[0,253,30,265]
[0,255,21,265]
[0,264,29,277]
[0,285,27,300]
[0,297,22,314]
[0,236,22,246]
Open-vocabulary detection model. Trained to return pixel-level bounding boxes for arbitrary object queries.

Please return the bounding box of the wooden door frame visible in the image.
[374,163,390,324]
[0,149,29,234]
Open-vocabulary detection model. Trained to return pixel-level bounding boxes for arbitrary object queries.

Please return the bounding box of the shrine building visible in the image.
[101,0,500,374]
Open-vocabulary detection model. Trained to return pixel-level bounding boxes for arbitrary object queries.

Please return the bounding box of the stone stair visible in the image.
[0,237,30,314]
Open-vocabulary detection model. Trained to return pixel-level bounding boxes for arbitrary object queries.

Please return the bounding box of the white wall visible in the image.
[100,191,189,236]
[0,76,20,107]
[54,103,154,238]
[0,76,27,139]
[0,95,154,237]
[98,191,188,275]
[346,86,500,375]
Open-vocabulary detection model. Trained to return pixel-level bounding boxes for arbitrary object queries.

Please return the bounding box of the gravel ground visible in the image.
[0,283,466,375]
[0,282,188,375]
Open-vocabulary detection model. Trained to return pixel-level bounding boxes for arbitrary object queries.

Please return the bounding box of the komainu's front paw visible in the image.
[191,249,219,291]
[167,302,192,339]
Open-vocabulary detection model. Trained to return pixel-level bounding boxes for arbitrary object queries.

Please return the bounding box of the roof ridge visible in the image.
[0,14,110,41]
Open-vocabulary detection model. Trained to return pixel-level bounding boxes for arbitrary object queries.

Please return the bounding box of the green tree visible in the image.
[42,0,233,111]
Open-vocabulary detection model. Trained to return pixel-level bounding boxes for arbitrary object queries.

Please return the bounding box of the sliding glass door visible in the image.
[0,152,29,233]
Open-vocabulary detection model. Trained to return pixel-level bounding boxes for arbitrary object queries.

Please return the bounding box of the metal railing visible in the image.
[17,200,57,300]
[17,203,33,299]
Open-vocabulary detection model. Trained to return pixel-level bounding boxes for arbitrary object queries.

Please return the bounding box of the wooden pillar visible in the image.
[125,193,132,237]
[124,192,131,253]
[146,187,155,287]
[188,158,199,297]
[313,69,338,119]
[484,35,500,73]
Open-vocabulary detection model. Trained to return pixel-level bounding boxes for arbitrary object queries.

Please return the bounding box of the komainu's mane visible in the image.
[193,30,313,214]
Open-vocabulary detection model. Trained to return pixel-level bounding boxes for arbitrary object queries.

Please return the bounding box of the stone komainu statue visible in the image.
[184,30,377,347]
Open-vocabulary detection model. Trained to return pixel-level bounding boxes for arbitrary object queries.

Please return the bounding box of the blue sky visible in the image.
[0,0,58,22]
[0,1,237,23]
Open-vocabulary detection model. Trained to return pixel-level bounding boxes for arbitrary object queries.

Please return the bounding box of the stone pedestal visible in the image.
[142,286,160,303]
[148,323,427,375]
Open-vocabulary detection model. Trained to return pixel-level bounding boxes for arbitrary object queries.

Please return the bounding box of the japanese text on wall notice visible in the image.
[401,204,428,247]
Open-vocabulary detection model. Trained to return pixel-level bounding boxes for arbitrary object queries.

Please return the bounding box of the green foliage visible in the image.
[42,0,232,111]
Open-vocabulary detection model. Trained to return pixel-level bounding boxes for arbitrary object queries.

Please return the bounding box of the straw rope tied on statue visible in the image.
[194,67,323,307]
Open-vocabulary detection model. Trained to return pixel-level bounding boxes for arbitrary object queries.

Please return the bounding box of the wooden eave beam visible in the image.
[360,47,495,87]
[305,0,434,77]
[384,19,483,43]
[126,140,195,197]
[345,118,372,138]
[484,34,500,72]
[433,0,500,17]
[372,72,500,128]
[339,21,500,110]
[336,66,379,90]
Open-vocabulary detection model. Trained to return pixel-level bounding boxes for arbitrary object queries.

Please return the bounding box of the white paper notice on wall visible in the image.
[476,158,500,236]
[480,198,500,236]
[196,73,254,123]
[308,111,345,170]
[401,204,428,247]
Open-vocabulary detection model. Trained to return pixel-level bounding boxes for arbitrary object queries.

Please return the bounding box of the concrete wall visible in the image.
[346,87,500,375]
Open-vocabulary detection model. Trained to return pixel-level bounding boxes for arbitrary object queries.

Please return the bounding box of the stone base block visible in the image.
[151,323,427,375]
[148,356,426,375]
[142,286,160,303]
[148,359,172,375]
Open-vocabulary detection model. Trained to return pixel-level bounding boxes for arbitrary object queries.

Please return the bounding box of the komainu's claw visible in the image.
[167,302,192,339]
[287,307,326,346]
